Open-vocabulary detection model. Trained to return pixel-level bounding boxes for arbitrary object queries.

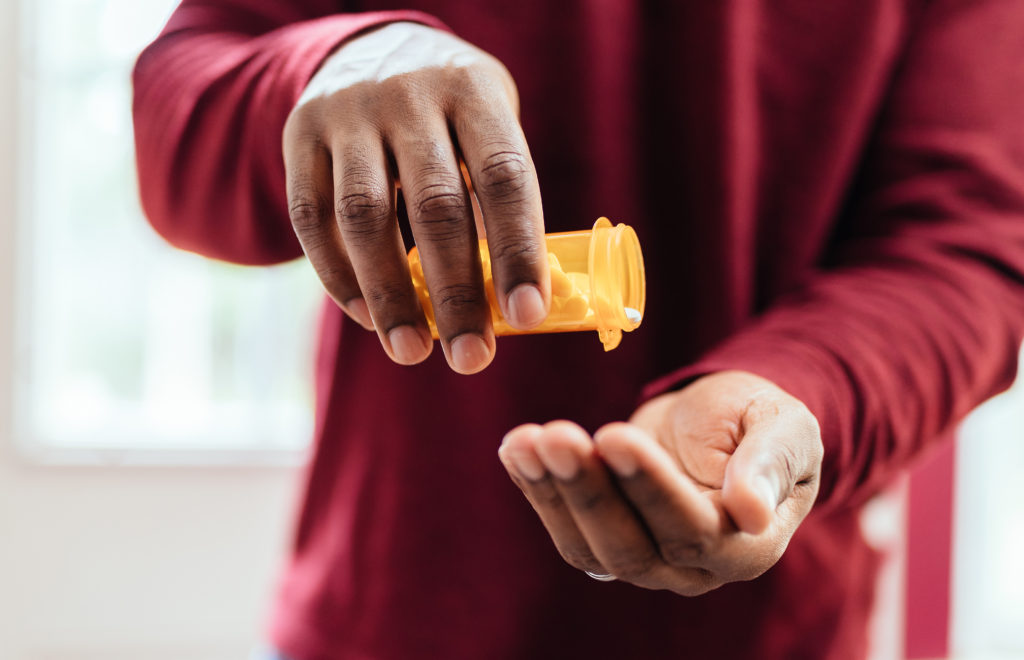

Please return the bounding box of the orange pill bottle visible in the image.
[408,218,645,351]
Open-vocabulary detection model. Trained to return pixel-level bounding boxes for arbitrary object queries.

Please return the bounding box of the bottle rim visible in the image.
[588,217,646,351]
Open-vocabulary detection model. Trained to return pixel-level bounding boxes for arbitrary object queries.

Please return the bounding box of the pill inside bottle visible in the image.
[408,217,645,351]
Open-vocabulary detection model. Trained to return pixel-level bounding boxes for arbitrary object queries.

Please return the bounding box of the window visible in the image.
[953,350,1024,657]
[15,0,321,460]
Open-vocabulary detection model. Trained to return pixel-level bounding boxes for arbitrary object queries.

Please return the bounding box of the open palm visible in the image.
[499,370,823,594]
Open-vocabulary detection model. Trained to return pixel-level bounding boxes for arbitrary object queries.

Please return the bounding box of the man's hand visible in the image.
[284,22,549,374]
[498,371,823,595]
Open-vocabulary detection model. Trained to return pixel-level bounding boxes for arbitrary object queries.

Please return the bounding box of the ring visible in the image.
[584,570,617,582]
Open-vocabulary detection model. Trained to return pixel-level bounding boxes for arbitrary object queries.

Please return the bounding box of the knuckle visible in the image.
[337,188,389,224]
[517,474,558,501]
[415,213,465,245]
[363,280,412,311]
[790,411,824,484]
[659,536,711,567]
[486,232,541,266]
[572,487,611,513]
[410,140,455,169]
[336,185,391,244]
[533,487,564,510]
[288,190,331,233]
[380,76,433,114]
[772,444,801,494]
[414,184,466,218]
[476,149,531,201]
[517,479,561,510]
[411,183,469,244]
[451,61,509,100]
[283,104,319,139]
[432,283,486,317]
[450,64,487,95]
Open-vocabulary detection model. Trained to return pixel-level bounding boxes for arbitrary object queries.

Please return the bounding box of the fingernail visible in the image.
[388,325,429,364]
[449,333,491,374]
[755,476,778,512]
[504,449,546,481]
[506,284,547,329]
[598,446,637,478]
[344,297,373,329]
[536,443,579,481]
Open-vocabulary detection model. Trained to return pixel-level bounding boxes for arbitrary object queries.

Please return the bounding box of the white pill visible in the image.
[625,307,642,324]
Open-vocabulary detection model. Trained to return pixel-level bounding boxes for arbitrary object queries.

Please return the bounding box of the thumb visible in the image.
[722,404,820,535]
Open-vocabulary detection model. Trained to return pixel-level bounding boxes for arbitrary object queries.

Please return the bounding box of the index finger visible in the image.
[283,122,373,331]
[452,96,550,330]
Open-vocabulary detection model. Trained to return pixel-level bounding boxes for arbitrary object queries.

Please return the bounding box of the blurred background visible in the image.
[0,0,1021,658]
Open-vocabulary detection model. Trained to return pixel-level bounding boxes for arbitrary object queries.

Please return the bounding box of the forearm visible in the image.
[646,0,1024,510]
[132,3,445,265]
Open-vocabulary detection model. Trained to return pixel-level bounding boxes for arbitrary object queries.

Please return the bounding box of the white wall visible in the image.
[0,464,300,660]
[953,371,1024,659]
[0,0,302,657]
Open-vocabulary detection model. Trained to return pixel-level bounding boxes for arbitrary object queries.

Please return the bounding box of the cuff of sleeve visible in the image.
[157,9,452,115]
[261,11,453,108]
[641,331,851,509]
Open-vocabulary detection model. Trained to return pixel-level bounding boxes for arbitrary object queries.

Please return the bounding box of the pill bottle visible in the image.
[408,217,645,351]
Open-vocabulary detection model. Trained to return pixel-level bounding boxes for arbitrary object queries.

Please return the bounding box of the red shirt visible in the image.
[133,2,1024,658]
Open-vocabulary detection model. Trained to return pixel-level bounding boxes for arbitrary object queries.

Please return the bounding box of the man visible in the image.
[133,2,1024,658]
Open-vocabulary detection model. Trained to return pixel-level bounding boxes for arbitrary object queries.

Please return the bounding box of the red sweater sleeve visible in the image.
[645,0,1024,510]
[132,2,447,265]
